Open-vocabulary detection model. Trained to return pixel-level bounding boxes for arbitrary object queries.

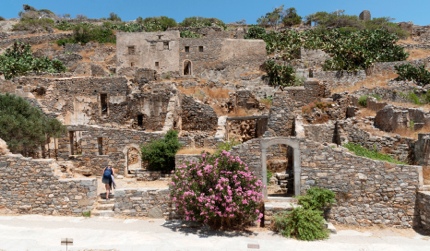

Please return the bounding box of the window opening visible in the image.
[199,46,204,52]
[100,93,108,115]
[185,46,190,53]
[97,137,103,155]
[130,62,135,67]
[155,62,159,68]
[69,131,75,155]
[128,46,135,55]
[163,42,169,50]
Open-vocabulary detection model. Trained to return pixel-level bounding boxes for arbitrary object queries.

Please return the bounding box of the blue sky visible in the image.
[1,0,429,26]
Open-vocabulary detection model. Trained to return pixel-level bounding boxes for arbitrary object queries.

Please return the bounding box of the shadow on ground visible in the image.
[162,220,260,238]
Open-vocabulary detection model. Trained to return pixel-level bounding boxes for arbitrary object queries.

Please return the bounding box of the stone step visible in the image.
[420,185,430,191]
[266,196,298,203]
[92,210,115,217]
[97,198,115,204]
[99,193,115,199]
[96,203,115,211]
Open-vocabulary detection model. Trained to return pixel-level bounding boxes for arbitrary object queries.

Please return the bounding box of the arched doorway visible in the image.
[260,137,301,199]
[183,60,192,75]
[123,145,142,176]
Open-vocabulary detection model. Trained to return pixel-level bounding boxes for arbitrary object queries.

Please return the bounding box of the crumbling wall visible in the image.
[179,94,217,132]
[0,154,96,215]
[374,105,430,132]
[313,70,366,90]
[300,140,422,227]
[57,126,162,176]
[0,33,72,48]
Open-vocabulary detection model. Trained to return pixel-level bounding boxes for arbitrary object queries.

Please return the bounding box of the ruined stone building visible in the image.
[116,30,267,79]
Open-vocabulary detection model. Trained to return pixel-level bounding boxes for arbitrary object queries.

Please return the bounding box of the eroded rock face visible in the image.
[0,138,10,155]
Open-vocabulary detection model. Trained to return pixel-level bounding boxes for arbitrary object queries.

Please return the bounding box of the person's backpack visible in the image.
[103,168,112,179]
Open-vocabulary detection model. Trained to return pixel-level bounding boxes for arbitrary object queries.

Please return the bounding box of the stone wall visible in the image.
[117,31,180,73]
[374,105,430,132]
[179,38,266,80]
[114,188,171,218]
[57,126,162,176]
[313,70,366,90]
[416,191,430,230]
[0,154,97,215]
[300,140,422,227]
[372,57,430,74]
[179,94,218,132]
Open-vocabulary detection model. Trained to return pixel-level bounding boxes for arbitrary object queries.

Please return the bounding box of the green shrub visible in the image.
[0,42,66,80]
[358,95,368,107]
[370,94,382,101]
[297,187,336,212]
[141,130,181,171]
[244,25,267,39]
[395,63,430,86]
[407,92,423,105]
[180,30,201,38]
[271,207,329,241]
[12,18,54,32]
[343,142,405,164]
[267,170,273,183]
[180,16,226,29]
[215,139,240,154]
[82,211,91,217]
[263,60,298,89]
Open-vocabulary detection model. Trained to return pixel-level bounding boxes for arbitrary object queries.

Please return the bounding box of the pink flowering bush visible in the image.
[170,150,264,230]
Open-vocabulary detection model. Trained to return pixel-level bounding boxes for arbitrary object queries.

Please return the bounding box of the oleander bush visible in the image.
[171,151,264,230]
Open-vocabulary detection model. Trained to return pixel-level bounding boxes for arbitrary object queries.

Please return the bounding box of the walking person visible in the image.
[102,166,114,200]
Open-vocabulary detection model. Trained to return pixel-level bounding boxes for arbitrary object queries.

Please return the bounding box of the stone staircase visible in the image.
[91,192,115,217]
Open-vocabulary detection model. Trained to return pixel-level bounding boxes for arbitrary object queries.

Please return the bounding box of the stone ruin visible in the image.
[0,24,429,231]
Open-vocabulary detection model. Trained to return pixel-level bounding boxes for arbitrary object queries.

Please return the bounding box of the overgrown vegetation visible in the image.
[0,93,66,156]
[272,207,328,241]
[358,95,368,107]
[180,30,201,38]
[215,139,240,155]
[0,42,66,80]
[170,151,263,230]
[57,22,116,45]
[140,130,181,171]
[343,142,405,164]
[395,63,430,86]
[297,187,336,212]
[271,187,334,241]
[262,60,299,89]
[180,16,226,29]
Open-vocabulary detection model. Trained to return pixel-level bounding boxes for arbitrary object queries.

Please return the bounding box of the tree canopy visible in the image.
[0,93,66,156]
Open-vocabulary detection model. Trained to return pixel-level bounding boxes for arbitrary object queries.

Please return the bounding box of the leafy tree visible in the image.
[257,5,284,30]
[0,93,66,156]
[108,12,122,22]
[141,130,181,171]
[282,7,302,27]
[0,42,66,80]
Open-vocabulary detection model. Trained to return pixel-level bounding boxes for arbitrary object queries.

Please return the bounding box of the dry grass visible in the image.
[177,147,216,155]
[423,166,430,185]
[331,72,397,94]
[393,124,430,140]
[177,86,230,100]
[405,48,430,61]
[389,101,430,111]
[227,107,252,117]
[356,108,377,119]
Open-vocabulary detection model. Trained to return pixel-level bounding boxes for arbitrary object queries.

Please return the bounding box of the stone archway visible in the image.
[123,144,142,176]
[183,60,192,75]
[260,137,301,199]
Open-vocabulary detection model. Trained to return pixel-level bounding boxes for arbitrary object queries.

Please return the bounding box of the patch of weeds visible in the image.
[358,95,368,107]
[82,211,91,217]
[343,142,405,164]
